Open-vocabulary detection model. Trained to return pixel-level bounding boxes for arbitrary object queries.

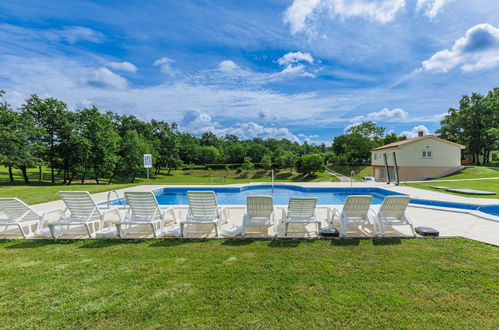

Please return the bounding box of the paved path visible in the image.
[326,169,354,182]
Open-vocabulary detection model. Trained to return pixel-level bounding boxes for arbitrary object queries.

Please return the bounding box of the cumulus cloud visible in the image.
[153,57,176,75]
[351,108,409,122]
[276,51,316,78]
[284,0,406,34]
[416,0,452,19]
[57,26,105,44]
[421,23,499,73]
[85,67,128,89]
[217,60,239,72]
[180,109,300,142]
[400,125,430,138]
[107,61,137,73]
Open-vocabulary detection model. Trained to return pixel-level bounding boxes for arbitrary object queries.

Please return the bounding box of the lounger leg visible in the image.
[180,223,184,237]
[409,223,416,237]
[379,222,385,237]
[317,222,321,236]
[341,221,346,237]
[214,224,219,237]
[151,223,157,238]
[116,224,122,238]
[84,224,92,238]
[284,223,289,236]
[49,225,56,239]
[18,224,27,239]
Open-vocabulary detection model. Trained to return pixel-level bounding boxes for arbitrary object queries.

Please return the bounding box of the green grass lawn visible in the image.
[329,165,372,181]
[0,167,338,205]
[428,166,499,180]
[407,180,499,199]
[0,238,496,328]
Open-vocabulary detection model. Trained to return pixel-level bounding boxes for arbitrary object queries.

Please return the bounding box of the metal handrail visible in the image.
[107,190,123,209]
[350,171,355,187]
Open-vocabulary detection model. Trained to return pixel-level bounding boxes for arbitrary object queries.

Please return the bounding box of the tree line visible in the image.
[1,87,497,184]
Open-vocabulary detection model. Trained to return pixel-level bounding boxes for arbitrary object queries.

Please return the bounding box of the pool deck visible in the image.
[7,182,499,246]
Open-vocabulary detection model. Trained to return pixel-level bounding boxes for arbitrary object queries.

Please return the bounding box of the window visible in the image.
[422,150,432,158]
[373,154,377,160]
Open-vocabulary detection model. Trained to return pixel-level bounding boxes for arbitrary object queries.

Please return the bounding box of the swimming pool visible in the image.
[110,185,403,206]
[107,184,499,218]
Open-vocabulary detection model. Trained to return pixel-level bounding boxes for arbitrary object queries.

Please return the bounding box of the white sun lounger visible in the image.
[332,195,377,237]
[375,196,415,237]
[282,197,320,236]
[49,191,121,239]
[180,191,226,237]
[243,195,276,236]
[116,191,173,238]
[0,198,63,238]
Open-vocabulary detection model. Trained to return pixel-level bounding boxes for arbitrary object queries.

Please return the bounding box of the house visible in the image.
[371,131,465,182]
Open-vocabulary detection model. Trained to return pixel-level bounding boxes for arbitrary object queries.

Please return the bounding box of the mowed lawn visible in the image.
[0,238,497,328]
[427,166,499,180]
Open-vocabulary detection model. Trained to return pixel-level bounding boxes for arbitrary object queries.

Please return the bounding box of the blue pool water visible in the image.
[107,184,499,218]
[110,185,403,206]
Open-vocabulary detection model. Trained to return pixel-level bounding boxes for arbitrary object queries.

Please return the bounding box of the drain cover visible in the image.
[415,226,439,237]
[320,228,339,237]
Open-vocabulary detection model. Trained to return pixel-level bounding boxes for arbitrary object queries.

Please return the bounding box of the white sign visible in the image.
[143,154,152,168]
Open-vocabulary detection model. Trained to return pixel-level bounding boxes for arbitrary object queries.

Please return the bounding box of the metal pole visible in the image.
[383,153,390,184]
[392,151,400,185]
[147,168,149,181]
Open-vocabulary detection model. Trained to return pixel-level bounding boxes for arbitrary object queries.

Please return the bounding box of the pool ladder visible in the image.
[107,190,126,209]
[350,171,355,187]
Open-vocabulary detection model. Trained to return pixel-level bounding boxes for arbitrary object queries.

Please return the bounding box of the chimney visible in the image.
[418,131,424,137]
[401,135,407,140]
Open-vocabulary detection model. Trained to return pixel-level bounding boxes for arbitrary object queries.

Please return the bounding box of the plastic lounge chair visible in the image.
[116,191,173,238]
[0,198,63,238]
[243,196,276,236]
[49,191,121,239]
[376,196,415,237]
[332,195,377,237]
[180,191,226,237]
[282,197,320,236]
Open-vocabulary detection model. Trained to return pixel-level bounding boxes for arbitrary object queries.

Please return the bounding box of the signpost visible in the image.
[144,154,152,181]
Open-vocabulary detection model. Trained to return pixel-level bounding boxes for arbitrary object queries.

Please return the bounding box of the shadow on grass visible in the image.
[372,238,402,245]
[149,239,202,247]
[79,239,144,248]
[330,239,360,246]
[222,239,255,246]
[268,239,301,248]
[3,239,76,249]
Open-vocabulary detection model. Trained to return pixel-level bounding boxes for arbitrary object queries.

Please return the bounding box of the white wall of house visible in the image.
[371,137,462,167]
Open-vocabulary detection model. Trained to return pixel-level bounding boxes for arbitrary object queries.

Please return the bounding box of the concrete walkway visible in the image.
[7,182,499,246]
[326,169,353,182]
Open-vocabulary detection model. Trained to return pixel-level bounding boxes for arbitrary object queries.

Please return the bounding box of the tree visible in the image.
[197,146,221,164]
[295,154,325,175]
[115,130,150,182]
[21,95,71,183]
[78,107,120,183]
[0,95,43,184]
[260,154,272,169]
[347,121,385,141]
[151,120,182,175]
[241,157,254,171]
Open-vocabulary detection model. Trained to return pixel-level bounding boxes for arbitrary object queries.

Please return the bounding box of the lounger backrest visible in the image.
[187,191,218,218]
[343,195,372,218]
[60,191,101,220]
[247,196,273,218]
[379,196,411,218]
[125,192,161,221]
[0,198,40,221]
[288,198,317,219]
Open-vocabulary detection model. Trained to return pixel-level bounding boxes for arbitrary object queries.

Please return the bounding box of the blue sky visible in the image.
[0,0,498,144]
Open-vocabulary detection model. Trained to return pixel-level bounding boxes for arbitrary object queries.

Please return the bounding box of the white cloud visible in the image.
[421,23,499,73]
[85,67,128,89]
[57,26,105,44]
[400,125,430,138]
[277,51,314,65]
[153,57,176,75]
[217,60,239,72]
[276,51,316,78]
[352,107,408,122]
[416,0,452,19]
[0,24,105,44]
[284,0,406,34]
[180,109,300,142]
[107,61,137,73]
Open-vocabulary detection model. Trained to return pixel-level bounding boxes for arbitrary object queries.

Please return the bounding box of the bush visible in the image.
[295,154,325,175]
